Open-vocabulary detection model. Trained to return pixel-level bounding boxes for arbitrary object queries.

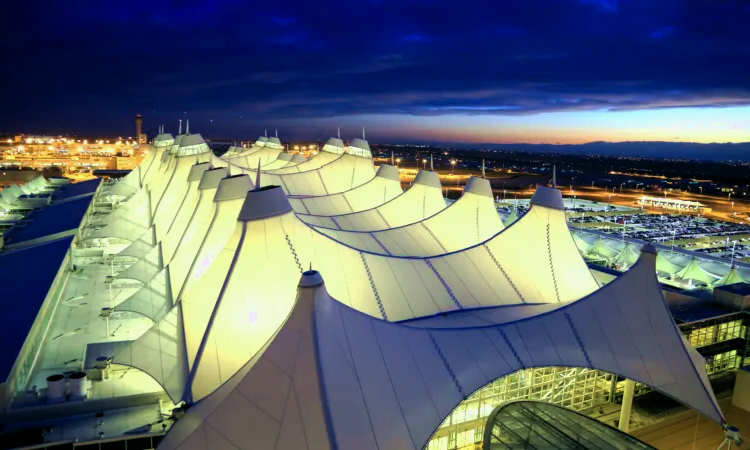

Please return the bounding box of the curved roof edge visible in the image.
[325,137,345,148]
[187,162,212,182]
[464,177,493,197]
[180,134,205,147]
[238,186,293,221]
[349,138,371,151]
[198,168,229,190]
[214,174,253,202]
[413,170,442,188]
[530,185,564,210]
[375,164,399,181]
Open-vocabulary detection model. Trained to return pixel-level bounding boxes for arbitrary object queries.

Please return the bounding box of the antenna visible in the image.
[337,127,341,139]
[254,159,261,191]
[186,119,190,135]
[178,119,182,135]
[482,159,486,179]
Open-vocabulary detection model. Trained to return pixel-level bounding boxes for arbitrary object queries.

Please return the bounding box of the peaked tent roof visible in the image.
[288,164,403,216]
[312,177,503,256]
[112,184,599,404]
[713,265,747,287]
[676,257,722,285]
[157,247,723,450]
[298,170,445,231]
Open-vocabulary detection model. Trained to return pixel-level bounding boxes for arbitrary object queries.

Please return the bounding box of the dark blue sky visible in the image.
[2,0,749,143]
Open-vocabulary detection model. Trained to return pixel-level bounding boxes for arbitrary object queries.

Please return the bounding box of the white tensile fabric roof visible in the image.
[41,130,726,450]
[312,176,503,256]
[157,247,723,450]
[110,181,600,404]
[288,164,403,216]
[298,170,446,230]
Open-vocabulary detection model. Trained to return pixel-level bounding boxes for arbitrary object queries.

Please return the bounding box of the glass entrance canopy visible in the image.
[483,401,655,450]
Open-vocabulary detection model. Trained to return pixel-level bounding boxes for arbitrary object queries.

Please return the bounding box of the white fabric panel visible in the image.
[84,212,151,242]
[159,273,333,450]
[151,159,199,242]
[292,174,402,216]
[169,196,245,300]
[115,269,171,321]
[117,227,157,260]
[161,180,203,264]
[158,249,723,450]
[677,258,721,284]
[90,189,151,228]
[114,305,188,402]
[117,243,162,283]
[223,147,282,169]
[314,190,504,257]
[299,177,446,232]
[163,189,217,275]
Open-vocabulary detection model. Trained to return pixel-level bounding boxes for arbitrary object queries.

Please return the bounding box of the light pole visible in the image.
[591,181,595,187]
[422,159,427,170]
[671,229,676,252]
[731,240,738,266]
[451,160,456,175]
[396,158,401,168]
[503,189,507,200]
[620,183,624,193]
[699,186,702,195]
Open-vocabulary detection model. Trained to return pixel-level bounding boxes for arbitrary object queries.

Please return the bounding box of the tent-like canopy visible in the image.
[156,246,723,450]
[112,182,599,404]
[298,170,445,230]
[311,176,503,256]
[288,164,402,216]
[676,257,722,286]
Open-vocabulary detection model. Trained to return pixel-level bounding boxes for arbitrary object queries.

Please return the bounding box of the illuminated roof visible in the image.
[2,130,726,449]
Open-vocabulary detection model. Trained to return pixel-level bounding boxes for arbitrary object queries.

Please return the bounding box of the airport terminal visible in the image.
[0,124,749,450]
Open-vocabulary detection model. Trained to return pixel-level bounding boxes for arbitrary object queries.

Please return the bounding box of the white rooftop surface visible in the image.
[312,177,504,256]
[211,149,376,196]
[2,128,729,450]
[288,164,403,216]
[157,251,723,450]
[298,169,446,231]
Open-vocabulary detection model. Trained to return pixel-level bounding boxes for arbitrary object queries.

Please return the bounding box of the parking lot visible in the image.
[498,199,750,263]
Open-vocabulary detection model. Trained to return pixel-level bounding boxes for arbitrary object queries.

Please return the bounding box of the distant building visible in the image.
[135,114,146,145]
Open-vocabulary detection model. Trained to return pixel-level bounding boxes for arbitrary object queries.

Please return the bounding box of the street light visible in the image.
[395,158,401,167]
[591,181,595,187]
[422,159,427,170]
[671,229,676,252]
[451,160,456,175]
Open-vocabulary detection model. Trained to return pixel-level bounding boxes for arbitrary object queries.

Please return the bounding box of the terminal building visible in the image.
[0,127,744,450]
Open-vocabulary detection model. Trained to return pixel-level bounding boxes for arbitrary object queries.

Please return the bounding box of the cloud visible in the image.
[1,0,749,136]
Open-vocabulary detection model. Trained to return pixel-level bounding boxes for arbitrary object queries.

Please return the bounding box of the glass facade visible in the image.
[428,368,616,450]
[483,401,655,449]
[429,312,750,450]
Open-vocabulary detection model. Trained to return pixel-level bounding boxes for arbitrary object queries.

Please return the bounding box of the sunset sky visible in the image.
[2,0,749,144]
